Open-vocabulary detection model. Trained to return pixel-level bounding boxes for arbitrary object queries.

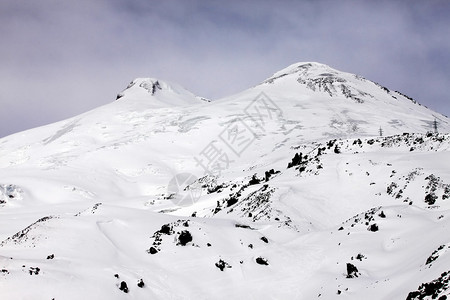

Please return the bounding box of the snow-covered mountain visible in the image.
[0,62,449,299]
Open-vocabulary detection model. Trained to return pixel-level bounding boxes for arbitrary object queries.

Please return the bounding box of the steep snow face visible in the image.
[264,62,380,102]
[262,61,426,105]
[0,62,449,299]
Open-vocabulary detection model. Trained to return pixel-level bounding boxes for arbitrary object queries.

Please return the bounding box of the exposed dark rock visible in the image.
[227,196,238,207]
[346,263,359,278]
[29,267,40,275]
[215,259,231,271]
[368,223,379,232]
[387,182,398,195]
[249,174,261,185]
[148,247,158,254]
[159,224,173,235]
[177,230,193,246]
[256,257,269,265]
[235,223,254,230]
[264,169,279,181]
[288,153,303,168]
[119,281,129,293]
[137,279,145,288]
[406,271,450,299]
[425,193,438,205]
[356,253,366,261]
[426,245,448,265]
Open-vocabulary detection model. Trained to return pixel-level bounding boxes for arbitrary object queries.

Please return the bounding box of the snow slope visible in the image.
[0,62,449,299]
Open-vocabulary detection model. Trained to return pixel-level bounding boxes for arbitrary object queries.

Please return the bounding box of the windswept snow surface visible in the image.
[0,62,449,299]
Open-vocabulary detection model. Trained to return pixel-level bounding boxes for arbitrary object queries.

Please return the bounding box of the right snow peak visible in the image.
[262,62,416,104]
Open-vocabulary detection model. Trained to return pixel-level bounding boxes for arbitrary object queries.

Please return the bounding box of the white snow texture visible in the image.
[0,62,449,299]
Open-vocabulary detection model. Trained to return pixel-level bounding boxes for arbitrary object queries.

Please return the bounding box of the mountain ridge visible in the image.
[0,62,449,299]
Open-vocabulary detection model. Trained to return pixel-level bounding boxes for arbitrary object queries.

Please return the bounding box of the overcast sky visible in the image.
[1,0,449,138]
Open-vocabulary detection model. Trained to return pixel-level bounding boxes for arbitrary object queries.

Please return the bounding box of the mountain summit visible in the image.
[0,62,449,299]
[261,62,421,104]
[115,77,207,107]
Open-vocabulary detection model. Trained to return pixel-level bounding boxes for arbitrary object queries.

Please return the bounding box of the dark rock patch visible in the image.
[215,259,232,271]
[177,230,193,246]
[368,223,379,232]
[346,263,359,278]
[119,281,129,293]
[256,257,269,265]
[137,279,145,288]
[406,271,450,299]
[148,247,158,254]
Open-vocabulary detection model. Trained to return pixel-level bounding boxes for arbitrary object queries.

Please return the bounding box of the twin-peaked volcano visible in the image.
[112,62,449,139]
[0,62,449,299]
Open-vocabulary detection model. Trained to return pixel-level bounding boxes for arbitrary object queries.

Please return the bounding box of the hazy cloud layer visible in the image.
[1,0,449,137]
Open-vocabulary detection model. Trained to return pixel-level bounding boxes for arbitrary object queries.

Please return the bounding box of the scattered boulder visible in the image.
[215,259,231,271]
[159,224,173,235]
[256,257,269,265]
[148,247,158,254]
[177,230,193,246]
[29,267,40,275]
[346,263,359,278]
[137,279,145,288]
[119,281,129,293]
[356,254,366,261]
[368,223,379,232]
